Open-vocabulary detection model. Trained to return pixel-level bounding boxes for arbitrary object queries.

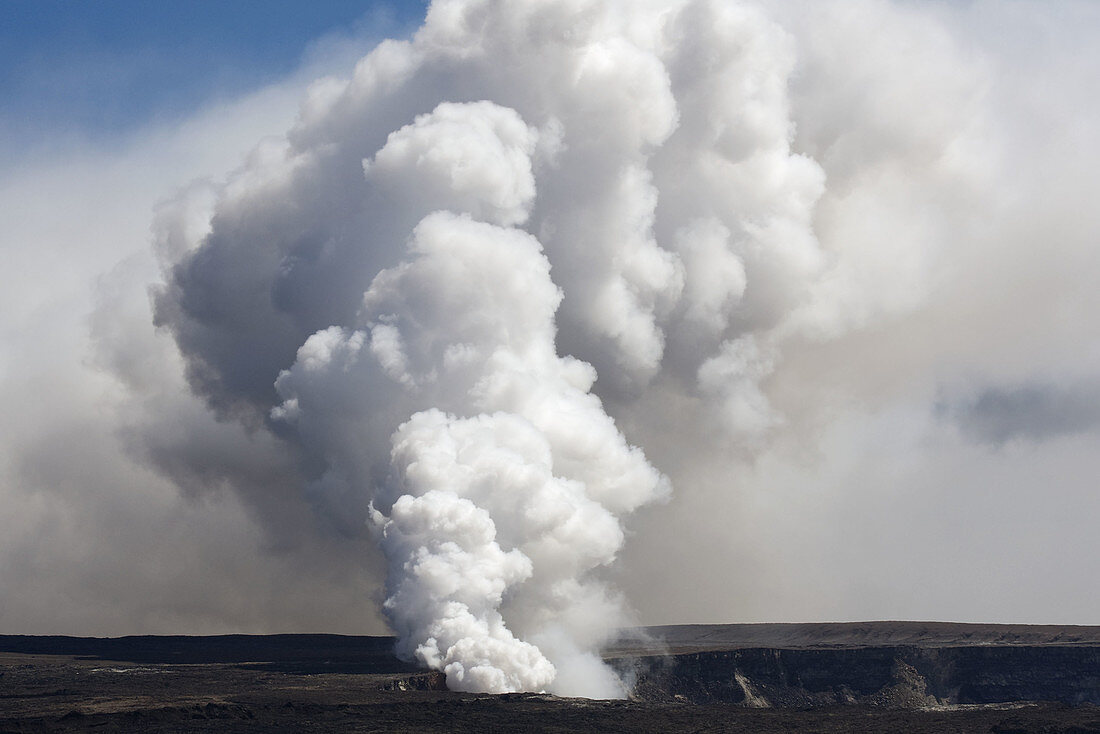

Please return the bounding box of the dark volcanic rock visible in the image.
[381,670,448,691]
[0,633,416,670]
[628,645,1100,707]
[3,624,1100,733]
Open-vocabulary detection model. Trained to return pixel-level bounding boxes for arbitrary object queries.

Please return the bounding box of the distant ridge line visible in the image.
[614,621,1100,654]
[4,621,1100,665]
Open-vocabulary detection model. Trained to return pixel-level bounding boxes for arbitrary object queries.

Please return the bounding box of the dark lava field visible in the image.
[2,623,1100,733]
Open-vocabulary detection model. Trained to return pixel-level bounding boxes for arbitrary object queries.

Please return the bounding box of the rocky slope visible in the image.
[625,645,1100,706]
[612,622,1100,707]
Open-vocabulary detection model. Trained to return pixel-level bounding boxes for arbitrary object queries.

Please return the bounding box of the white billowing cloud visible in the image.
[676,218,746,332]
[617,0,1100,627]
[145,0,1100,695]
[377,483,550,694]
[376,411,629,695]
[155,0,819,694]
[271,204,665,693]
[697,336,779,442]
[364,101,540,227]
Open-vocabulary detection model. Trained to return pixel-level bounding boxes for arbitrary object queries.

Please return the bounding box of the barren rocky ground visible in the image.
[2,624,1099,733]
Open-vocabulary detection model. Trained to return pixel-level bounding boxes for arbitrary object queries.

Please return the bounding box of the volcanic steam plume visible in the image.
[155,0,826,696]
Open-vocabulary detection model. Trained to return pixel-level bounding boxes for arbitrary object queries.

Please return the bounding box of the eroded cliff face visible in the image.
[627,646,1100,707]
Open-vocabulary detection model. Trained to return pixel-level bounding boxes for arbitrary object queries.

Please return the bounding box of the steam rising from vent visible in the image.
[273,210,666,695]
[154,0,824,695]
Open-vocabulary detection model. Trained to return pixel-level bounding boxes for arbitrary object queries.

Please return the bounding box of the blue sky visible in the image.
[1,1,427,158]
